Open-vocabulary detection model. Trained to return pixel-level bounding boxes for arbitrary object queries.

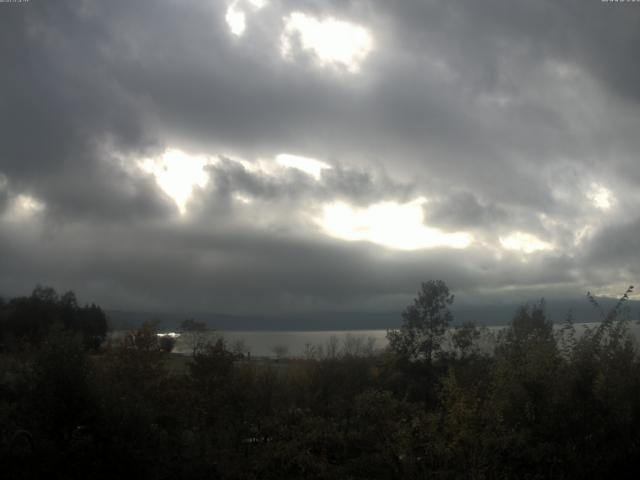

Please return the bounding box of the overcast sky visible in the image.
[1,0,640,319]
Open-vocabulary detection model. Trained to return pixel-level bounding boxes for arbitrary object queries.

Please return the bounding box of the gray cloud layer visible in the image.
[1,0,639,318]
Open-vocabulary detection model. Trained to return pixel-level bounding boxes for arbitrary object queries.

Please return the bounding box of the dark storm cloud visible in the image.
[0,216,579,315]
[199,158,414,208]
[0,0,170,221]
[81,0,639,207]
[0,180,8,214]
[424,192,510,231]
[1,0,639,315]
[583,217,640,275]
[383,0,640,103]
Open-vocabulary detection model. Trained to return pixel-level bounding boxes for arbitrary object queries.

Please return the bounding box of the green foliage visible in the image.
[2,283,640,478]
[29,328,92,436]
[451,321,482,359]
[387,280,454,362]
[188,337,236,394]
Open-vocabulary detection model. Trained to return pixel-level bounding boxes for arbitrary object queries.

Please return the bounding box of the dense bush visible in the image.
[1,283,640,478]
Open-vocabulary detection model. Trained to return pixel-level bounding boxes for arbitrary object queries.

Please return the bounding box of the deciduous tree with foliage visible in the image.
[179,318,209,355]
[387,280,455,362]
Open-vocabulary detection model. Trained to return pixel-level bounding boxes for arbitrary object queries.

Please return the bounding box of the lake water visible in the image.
[166,330,389,357]
[155,321,640,358]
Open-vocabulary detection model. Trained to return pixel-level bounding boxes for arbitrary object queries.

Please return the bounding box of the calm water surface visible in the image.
[153,321,640,357]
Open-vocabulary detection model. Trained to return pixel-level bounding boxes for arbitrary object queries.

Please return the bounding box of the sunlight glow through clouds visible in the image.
[276,154,331,180]
[225,4,246,36]
[139,149,211,214]
[500,232,553,254]
[223,5,373,72]
[139,149,332,214]
[234,193,253,204]
[319,198,473,251]
[280,12,373,72]
[225,1,268,37]
[588,184,614,210]
[4,194,45,222]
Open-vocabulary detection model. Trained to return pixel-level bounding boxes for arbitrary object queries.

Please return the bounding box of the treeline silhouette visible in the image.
[0,285,107,351]
[1,283,640,479]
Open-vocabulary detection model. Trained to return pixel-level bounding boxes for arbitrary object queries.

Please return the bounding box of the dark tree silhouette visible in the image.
[0,286,107,350]
[387,280,454,362]
[179,318,209,355]
[451,321,482,359]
